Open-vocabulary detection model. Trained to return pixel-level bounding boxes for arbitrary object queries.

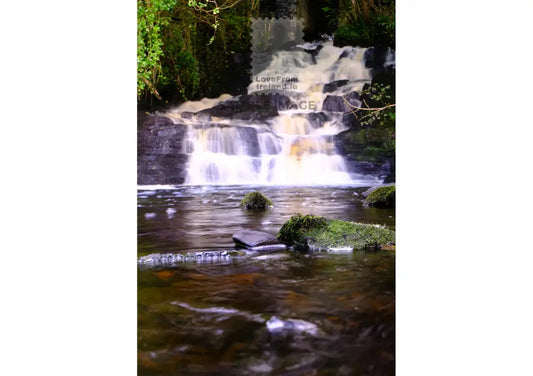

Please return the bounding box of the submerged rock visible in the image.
[232,229,286,251]
[240,191,273,209]
[138,250,240,266]
[277,213,395,252]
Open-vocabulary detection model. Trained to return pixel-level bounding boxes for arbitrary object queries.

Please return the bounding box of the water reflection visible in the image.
[138,186,395,375]
[138,185,395,254]
[138,252,394,375]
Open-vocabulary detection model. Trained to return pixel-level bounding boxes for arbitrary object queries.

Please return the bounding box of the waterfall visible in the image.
[163,40,393,186]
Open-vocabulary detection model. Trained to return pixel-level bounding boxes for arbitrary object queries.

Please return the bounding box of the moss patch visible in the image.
[366,185,395,208]
[240,191,273,210]
[277,214,328,244]
[278,214,395,252]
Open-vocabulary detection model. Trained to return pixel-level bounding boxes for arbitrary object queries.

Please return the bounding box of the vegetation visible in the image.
[339,82,395,163]
[278,214,328,244]
[365,185,395,208]
[328,0,395,47]
[240,191,273,209]
[137,0,258,105]
[278,214,395,251]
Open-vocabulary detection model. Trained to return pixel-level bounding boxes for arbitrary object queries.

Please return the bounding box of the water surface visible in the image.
[138,185,395,375]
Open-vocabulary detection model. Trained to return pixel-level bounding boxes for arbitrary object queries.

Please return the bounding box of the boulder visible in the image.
[364,46,392,69]
[277,214,395,252]
[364,185,395,208]
[240,191,273,209]
[232,230,287,251]
[322,91,361,113]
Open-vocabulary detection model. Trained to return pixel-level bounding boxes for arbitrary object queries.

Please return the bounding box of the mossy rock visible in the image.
[365,185,395,208]
[240,191,273,210]
[278,214,395,252]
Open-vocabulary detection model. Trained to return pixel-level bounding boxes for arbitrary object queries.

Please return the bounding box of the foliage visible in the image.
[340,81,395,162]
[240,191,273,209]
[278,214,395,251]
[366,185,395,208]
[277,214,328,244]
[137,0,177,100]
[137,0,254,103]
[333,0,395,47]
[358,82,395,128]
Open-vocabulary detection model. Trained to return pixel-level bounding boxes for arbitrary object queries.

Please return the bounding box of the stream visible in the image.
[138,185,395,375]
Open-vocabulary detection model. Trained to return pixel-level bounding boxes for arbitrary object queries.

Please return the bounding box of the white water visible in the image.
[164,41,392,186]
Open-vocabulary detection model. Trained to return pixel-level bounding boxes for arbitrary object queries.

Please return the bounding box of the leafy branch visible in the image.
[343,83,395,127]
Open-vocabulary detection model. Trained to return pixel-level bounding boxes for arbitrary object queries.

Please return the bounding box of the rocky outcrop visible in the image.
[197,93,295,121]
[137,112,189,185]
[322,91,361,113]
[323,79,349,93]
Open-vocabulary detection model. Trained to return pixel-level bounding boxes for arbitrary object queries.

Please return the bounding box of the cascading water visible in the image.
[164,40,394,186]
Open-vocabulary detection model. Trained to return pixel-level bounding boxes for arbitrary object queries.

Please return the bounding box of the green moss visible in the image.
[240,191,273,210]
[308,220,395,251]
[277,214,328,244]
[278,214,395,252]
[366,185,395,208]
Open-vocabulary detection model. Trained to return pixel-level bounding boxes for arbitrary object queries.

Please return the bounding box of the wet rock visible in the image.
[362,183,395,198]
[339,48,357,60]
[363,185,395,208]
[137,112,189,185]
[137,250,239,267]
[197,93,295,120]
[322,91,361,113]
[323,79,349,93]
[232,229,282,249]
[240,192,272,209]
[277,214,395,252]
[304,112,330,128]
[364,46,391,69]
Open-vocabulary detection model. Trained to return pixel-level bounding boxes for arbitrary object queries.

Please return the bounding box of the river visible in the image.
[138,185,395,375]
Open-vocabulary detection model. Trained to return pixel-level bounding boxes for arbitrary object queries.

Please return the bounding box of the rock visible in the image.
[322,95,345,112]
[240,191,273,209]
[137,113,189,185]
[197,93,295,120]
[322,91,361,113]
[232,230,286,250]
[362,184,395,198]
[364,46,392,69]
[363,185,395,208]
[323,79,349,93]
[304,112,330,128]
[277,214,395,252]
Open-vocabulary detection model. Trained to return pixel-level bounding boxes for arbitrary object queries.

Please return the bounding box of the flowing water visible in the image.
[138,186,395,375]
[140,31,395,376]
[162,41,393,186]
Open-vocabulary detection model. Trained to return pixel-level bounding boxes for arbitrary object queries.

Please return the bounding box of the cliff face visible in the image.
[137,113,189,185]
